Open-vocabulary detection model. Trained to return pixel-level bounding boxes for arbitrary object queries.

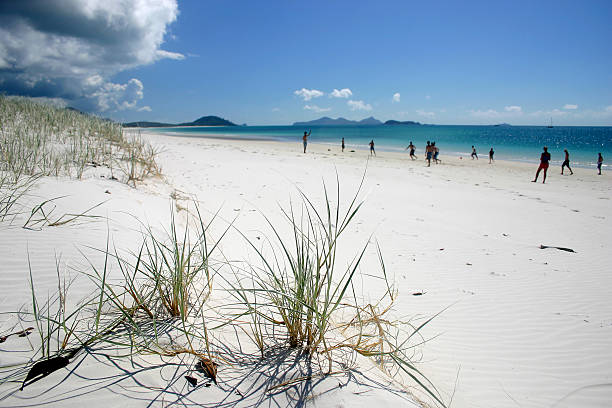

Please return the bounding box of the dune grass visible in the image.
[0,95,159,186]
[223,179,446,406]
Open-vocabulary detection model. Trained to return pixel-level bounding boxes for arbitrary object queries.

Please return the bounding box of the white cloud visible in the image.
[271,107,280,112]
[90,78,145,111]
[294,88,324,101]
[392,92,400,103]
[0,0,181,113]
[425,95,431,100]
[137,105,152,112]
[330,88,352,98]
[563,104,578,110]
[347,100,372,111]
[470,109,502,119]
[304,104,331,113]
[529,109,568,118]
[606,106,612,113]
[504,105,522,113]
[416,109,435,118]
[156,50,185,60]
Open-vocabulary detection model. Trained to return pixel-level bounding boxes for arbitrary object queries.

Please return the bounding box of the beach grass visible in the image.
[0,95,159,186]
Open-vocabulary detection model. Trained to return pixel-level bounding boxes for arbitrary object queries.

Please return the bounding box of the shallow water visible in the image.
[150,124,612,169]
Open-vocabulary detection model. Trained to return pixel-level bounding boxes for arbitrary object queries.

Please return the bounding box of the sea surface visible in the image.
[149,125,612,168]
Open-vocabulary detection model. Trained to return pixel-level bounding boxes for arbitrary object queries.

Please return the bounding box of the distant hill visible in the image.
[384,120,422,126]
[123,115,237,128]
[492,123,512,127]
[178,116,237,126]
[293,116,382,126]
[358,116,383,125]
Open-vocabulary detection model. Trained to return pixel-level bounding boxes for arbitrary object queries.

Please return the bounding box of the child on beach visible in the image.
[489,148,494,164]
[369,139,376,156]
[561,149,573,175]
[406,141,416,160]
[597,153,603,175]
[425,141,432,167]
[471,146,478,160]
[533,146,551,183]
[341,137,345,152]
[302,130,311,153]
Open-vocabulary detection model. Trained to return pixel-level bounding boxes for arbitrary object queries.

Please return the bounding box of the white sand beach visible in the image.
[1,131,611,407]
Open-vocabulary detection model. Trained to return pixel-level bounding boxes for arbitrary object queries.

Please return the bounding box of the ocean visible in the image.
[149,125,612,169]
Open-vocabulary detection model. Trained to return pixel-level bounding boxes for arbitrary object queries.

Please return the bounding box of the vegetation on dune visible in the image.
[0,95,159,185]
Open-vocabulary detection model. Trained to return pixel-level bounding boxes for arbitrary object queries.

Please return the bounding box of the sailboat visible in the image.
[547,118,553,128]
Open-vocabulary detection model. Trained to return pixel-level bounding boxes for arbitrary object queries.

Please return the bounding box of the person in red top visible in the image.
[533,146,551,183]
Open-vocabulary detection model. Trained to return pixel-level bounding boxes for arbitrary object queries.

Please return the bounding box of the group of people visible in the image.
[405,141,440,166]
[302,131,605,179]
[470,146,495,163]
[532,147,604,183]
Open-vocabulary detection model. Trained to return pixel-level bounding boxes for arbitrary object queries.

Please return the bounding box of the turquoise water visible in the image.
[151,125,612,168]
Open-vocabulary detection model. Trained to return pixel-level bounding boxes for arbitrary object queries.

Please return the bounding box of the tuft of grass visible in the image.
[231,175,366,354]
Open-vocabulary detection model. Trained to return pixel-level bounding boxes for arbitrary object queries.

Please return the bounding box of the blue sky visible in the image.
[2,0,612,125]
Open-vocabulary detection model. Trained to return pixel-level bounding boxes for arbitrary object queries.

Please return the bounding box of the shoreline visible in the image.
[144,128,608,170]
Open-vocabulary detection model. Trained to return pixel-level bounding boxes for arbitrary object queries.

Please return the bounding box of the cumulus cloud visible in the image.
[563,104,578,110]
[392,92,400,103]
[330,88,352,98]
[470,109,502,119]
[416,109,435,118]
[0,0,181,112]
[294,88,324,101]
[347,100,372,111]
[304,104,331,113]
[138,105,152,112]
[529,109,568,118]
[504,105,522,113]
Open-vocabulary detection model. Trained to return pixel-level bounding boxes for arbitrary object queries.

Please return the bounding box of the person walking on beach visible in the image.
[432,142,440,164]
[425,141,432,167]
[597,153,603,175]
[489,148,494,164]
[341,137,345,152]
[302,130,311,153]
[471,146,478,160]
[406,141,416,160]
[532,146,551,183]
[561,149,573,175]
[369,139,376,156]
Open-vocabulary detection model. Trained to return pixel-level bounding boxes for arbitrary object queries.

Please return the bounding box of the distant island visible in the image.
[384,120,422,126]
[492,123,512,127]
[292,116,426,126]
[123,115,237,128]
[293,116,383,126]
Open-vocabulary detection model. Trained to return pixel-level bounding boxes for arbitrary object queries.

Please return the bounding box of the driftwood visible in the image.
[0,327,34,343]
[539,245,576,253]
[20,356,69,391]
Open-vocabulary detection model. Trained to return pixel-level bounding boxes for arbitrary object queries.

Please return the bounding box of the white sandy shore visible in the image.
[1,131,611,407]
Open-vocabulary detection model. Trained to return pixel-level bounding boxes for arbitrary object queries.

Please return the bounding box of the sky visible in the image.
[1,0,612,126]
